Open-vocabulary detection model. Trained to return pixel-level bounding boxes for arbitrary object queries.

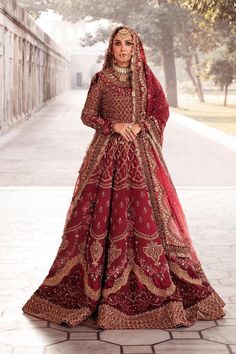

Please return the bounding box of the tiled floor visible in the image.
[0,90,236,353]
[0,187,235,353]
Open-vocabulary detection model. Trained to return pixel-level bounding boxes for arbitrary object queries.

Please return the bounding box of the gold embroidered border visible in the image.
[88,291,225,329]
[43,255,82,286]
[168,262,203,286]
[22,293,91,327]
[63,133,109,232]
[166,244,191,258]
[42,254,102,302]
[134,227,159,240]
[102,262,132,298]
[136,135,191,257]
[102,261,176,298]
[133,262,176,297]
[90,227,107,240]
[22,286,225,329]
[136,135,168,250]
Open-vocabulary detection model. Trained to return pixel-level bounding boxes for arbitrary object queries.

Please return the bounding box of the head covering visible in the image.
[103,26,202,267]
[103,26,169,140]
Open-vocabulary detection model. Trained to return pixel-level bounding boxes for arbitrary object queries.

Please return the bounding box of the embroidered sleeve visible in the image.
[81,72,113,135]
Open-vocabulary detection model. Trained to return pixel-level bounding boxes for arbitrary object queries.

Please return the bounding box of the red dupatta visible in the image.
[103,26,201,266]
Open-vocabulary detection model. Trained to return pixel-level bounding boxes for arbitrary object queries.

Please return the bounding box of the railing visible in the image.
[0,0,71,134]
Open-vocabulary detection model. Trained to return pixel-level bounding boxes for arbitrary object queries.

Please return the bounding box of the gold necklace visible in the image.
[112,64,131,81]
[113,63,131,74]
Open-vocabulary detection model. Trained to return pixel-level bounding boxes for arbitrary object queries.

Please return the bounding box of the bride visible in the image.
[22,25,225,329]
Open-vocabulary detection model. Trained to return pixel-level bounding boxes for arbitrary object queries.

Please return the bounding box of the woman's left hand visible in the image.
[112,122,141,141]
[131,123,141,137]
[125,123,141,141]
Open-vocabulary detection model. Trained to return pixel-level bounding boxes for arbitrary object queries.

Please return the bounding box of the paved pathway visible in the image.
[0,90,236,187]
[0,90,236,353]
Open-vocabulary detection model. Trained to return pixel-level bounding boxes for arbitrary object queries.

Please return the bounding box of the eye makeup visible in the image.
[114,40,133,46]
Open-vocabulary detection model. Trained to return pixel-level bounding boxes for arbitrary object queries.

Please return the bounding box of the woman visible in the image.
[22,26,225,329]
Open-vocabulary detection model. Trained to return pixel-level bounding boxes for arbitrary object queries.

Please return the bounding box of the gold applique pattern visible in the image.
[143,241,163,264]
[90,239,103,266]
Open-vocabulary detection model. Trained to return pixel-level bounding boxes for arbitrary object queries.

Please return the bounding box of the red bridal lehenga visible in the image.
[22,26,225,329]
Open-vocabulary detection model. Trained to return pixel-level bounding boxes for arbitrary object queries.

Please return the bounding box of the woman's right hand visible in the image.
[112,122,141,142]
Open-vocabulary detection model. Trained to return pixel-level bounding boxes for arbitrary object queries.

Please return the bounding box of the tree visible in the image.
[19,0,179,107]
[201,36,236,106]
[169,0,236,102]
[170,0,236,29]
[18,0,55,20]
[203,59,234,106]
[58,0,180,107]
[20,0,234,106]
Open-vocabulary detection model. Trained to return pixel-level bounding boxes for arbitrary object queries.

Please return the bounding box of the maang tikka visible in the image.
[117,27,131,38]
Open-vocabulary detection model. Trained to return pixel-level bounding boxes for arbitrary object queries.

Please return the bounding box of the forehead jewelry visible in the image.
[117,27,131,38]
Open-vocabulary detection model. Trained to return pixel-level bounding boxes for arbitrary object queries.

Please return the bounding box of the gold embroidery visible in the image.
[22,294,91,327]
[90,239,103,266]
[103,68,132,88]
[22,291,225,329]
[63,133,110,232]
[57,237,69,253]
[43,245,102,302]
[167,244,191,258]
[108,243,122,265]
[136,135,168,250]
[136,134,190,258]
[103,260,176,299]
[134,227,159,240]
[43,255,82,286]
[93,291,225,329]
[133,262,176,297]
[22,27,226,332]
[143,241,163,264]
[90,227,107,240]
[128,248,135,262]
[84,277,102,301]
[102,262,132,298]
[169,262,203,286]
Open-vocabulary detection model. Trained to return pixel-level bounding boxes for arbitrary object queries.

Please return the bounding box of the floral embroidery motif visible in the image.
[90,239,103,266]
[143,241,163,264]
[108,243,122,265]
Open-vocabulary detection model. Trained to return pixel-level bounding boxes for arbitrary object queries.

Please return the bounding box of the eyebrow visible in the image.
[113,39,133,42]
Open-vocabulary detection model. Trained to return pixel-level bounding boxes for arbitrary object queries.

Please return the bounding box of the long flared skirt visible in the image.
[22,132,225,329]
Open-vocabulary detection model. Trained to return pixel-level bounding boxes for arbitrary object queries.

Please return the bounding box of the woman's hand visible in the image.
[112,122,141,142]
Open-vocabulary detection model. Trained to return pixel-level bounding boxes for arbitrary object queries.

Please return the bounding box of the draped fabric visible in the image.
[22,26,225,329]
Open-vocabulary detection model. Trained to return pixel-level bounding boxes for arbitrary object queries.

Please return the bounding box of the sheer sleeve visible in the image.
[140,67,169,147]
[81,72,113,135]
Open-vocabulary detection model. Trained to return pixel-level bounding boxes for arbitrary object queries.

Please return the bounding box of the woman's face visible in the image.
[112,29,133,68]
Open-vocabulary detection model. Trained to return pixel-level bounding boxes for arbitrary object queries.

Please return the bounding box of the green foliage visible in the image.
[18,0,236,104]
[201,35,236,96]
[170,0,236,31]
[204,58,234,89]
[19,0,225,61]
